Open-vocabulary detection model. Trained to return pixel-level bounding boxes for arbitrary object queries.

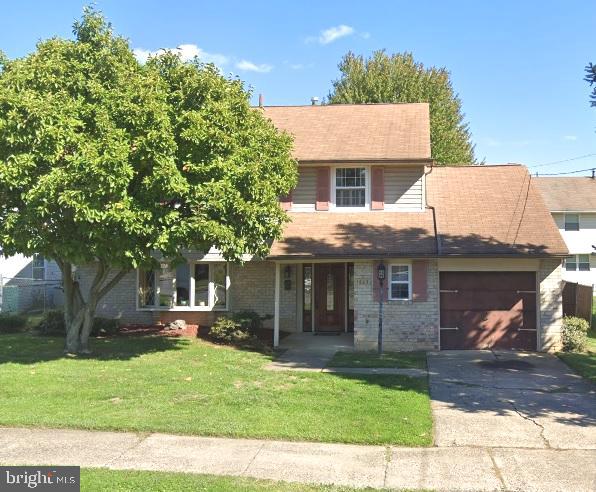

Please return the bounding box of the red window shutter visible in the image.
[372,261,387,302]
[280,191,292,211]
[316,167,330,211]
[371,166,384,210]
[412,260,428,302]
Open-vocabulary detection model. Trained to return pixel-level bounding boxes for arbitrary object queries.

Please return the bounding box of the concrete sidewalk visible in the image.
[1,427,594,491]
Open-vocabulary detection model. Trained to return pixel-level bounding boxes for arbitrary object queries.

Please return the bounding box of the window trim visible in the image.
[136,261,229,312]
[388,263,412,301]
[564,213,580,231]
[330,166,370,211]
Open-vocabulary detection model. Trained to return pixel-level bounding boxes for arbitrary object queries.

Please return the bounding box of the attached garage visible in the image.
[440,272,537,350]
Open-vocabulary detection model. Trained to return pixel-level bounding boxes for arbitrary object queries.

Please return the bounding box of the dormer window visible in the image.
[335,167,367,208]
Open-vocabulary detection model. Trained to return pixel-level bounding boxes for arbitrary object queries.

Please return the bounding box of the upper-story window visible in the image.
[565,254,590,272]
[564,213,580,231]
[32,254,45,280]
[335,168,367,207]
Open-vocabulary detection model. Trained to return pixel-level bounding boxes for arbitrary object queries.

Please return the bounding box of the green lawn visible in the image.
[327,351,427,370]
[558,300,596,383]
[81,469,389,492]
[0,333,431,446]
[558,326,596,383]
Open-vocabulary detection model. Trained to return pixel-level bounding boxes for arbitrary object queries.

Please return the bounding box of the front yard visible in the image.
[82,469,388,492]
[558,326,596,383]
[0,333,432,446]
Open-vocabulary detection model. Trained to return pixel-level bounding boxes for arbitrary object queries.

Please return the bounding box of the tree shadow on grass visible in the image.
[0,332,189,365]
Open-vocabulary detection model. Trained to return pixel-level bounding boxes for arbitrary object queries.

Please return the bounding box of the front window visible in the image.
[565,254,590,272]
[564,213,580,231]
[335,168,366,207]
[32,254,45,280]
[389,264,411,300]
[139,261,228,310]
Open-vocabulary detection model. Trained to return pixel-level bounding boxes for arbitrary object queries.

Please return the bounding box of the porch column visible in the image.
[274,262,280,347]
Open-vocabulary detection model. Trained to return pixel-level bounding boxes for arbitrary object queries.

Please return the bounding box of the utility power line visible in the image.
[528,153,596,168]
[535,166,596,176]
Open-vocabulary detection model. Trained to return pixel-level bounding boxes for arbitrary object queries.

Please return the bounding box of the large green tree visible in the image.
[0,9,296,353]
[328,50,475,165]
[586,62,596,107]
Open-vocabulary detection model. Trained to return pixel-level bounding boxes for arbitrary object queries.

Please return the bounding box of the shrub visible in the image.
[91,317,120,337]
[0,313,28,333]
[37,310,120,337]
[36,309,65,336]
[231,310,266,334]
[561,316,589,352]
[209,316,251,343]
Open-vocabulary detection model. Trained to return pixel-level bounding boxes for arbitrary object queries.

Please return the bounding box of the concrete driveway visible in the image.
[428,350,596,449]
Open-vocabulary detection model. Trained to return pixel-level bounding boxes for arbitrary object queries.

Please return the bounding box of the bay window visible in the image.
[138,262,228,310]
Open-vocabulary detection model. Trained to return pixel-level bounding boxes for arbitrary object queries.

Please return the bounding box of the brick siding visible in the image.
[353,260,440,351]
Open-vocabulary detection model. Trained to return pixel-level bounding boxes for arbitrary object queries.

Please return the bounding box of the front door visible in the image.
[314,263,345,332]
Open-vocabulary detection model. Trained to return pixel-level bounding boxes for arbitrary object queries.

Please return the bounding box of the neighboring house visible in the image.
[535,177,596,287]
[0,253,63,312]
[80,103,568,351]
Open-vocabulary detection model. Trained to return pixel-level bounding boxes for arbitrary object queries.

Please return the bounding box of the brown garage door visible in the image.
[440,272,537,350]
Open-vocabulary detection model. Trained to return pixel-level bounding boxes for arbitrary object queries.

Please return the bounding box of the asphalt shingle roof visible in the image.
[268,165,568,258]
[261,103,431,162]
[534,177,596,211]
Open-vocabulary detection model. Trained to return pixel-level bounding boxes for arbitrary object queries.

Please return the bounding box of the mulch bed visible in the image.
[117,324,285,347]
[118,324,199,338]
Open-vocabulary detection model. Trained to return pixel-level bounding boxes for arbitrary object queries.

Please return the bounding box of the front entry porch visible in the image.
[273,261,355,347]
[267,332,354,370]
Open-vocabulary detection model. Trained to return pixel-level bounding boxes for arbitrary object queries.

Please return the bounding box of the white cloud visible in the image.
[360,32,371,39]
[133,44,229,66]
[307,24,355,45]
[235,59,273,73]
[563,135,578,141]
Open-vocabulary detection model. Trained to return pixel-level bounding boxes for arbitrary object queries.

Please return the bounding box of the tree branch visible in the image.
[97,268,130,302]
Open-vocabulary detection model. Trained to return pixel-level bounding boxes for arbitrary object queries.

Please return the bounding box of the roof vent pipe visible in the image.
[258,94,264,108]
[311,96,319,106]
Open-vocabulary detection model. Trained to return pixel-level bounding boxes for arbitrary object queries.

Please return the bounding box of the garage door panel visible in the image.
[441,292,536,311]
[440,272,536,291]
[440,272,537,350]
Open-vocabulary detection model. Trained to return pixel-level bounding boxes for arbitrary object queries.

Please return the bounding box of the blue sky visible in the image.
[1,1,595,174]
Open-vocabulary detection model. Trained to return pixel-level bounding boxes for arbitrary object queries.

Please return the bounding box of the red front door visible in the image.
[314,263,345,332]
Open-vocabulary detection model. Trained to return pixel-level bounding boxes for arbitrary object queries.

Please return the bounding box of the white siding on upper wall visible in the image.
[551,212,596,286]
[384,166,424,211]
[292,168,317,211]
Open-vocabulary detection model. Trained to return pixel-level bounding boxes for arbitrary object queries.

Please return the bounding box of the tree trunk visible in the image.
[78,307,96,354]
[57,260,129,355]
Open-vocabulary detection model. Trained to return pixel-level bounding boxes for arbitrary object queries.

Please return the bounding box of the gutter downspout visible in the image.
[424,162,441,256]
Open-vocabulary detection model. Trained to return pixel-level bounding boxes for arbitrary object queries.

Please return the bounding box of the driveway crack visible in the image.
[486,447,507,490]
[242,442,265,475]
[383,446,391,488]
[104,432,151,468]
[507,400,551,449]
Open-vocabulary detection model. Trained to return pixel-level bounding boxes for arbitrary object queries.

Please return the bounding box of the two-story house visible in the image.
[82,103,568,351]
[535,177,596,288]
